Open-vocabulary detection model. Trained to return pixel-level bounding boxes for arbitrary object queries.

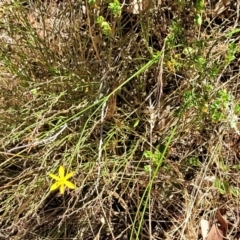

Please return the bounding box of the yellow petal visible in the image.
[65,171,74,180]
[59,166,65,178]
[50,182,60,191]
[49,173,60,181]
[60,184,65,194]
[65,180,76,189]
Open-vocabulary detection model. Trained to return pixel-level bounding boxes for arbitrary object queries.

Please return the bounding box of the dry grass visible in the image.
[0,0,240,239]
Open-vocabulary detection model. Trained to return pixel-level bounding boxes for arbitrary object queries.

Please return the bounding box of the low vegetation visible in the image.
[0,0,240,239]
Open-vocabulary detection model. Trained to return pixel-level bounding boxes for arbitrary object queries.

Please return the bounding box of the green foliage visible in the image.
[166,21,183,48]
[95,0,121,35]
[144,148,163,171]
[195,14,202,26]
[132,127,177,239]
[1,0,240,239]
[232,164,240,170]
[214,160,240,197]
[108,0,121,16]
[186,157,201,167]
[97,16,111,36]
[144,165,152,172]
[209,63,220,78]
[182,87,240,132]
[214,177,240,197]
[195,0,204,26]
[225,28,240,37]
[180,157,201,177]
[87,0,96,4]
[218,160,230,172]
[234,104,240,114]
[194,56,207,70]
[214,178,230,195]
[225,43,238,64]
[210,89,231,122]
[196,0,205,13]
[183,90,197,109]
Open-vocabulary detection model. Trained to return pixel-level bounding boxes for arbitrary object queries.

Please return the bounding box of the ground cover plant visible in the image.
[0,0,240,239]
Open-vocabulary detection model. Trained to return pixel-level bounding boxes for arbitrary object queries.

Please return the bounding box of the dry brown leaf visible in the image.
[207,209,228,240]
[217,209,228,237]
[207,224,223,240]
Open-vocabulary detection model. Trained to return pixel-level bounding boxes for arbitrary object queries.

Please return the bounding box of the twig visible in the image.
[155,40,166,110]
[95,101,106,193]
[148,98,157,240]
[7,124,67,152]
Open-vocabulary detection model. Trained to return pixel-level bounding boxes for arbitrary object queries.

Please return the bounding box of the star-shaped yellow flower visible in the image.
[49,166,75,194]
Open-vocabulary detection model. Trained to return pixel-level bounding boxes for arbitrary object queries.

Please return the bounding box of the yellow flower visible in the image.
[49,166,75,194]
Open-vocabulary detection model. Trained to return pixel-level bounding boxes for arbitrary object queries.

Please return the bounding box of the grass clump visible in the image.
[0,0,240,239]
